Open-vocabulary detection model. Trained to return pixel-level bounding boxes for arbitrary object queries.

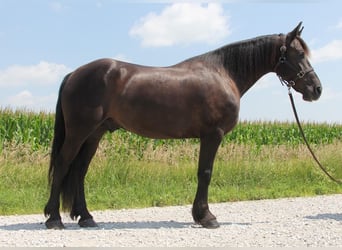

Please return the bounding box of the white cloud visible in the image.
[8,90,34,107]
[129,3,231,47]
[4,90,57,112]
[0,61,70,87]
[311,40,342,63]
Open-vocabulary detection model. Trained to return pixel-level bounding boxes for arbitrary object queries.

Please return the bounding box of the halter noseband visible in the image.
[274,42,314,90]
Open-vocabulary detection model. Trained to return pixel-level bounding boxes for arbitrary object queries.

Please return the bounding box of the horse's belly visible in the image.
[116,107,200,139]
[110,72,240,139]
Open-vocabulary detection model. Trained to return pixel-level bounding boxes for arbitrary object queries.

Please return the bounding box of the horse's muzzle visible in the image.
[303,84,322,102]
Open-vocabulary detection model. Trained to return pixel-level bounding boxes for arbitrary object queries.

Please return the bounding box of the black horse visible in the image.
[44,22,322,229]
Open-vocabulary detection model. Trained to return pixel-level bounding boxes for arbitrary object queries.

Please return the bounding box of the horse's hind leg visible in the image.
[69,126,108,227]
[192,129,223,229]
[44,135,84,229]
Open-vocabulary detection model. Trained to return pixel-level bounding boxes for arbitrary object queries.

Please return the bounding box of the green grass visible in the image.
[1,141,341,215]
[0,108,341,215]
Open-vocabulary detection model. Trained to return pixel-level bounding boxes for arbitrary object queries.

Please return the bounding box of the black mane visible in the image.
[205,34,279,81]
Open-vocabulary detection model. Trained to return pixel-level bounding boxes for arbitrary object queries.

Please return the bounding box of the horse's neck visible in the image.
[215,35,281,96]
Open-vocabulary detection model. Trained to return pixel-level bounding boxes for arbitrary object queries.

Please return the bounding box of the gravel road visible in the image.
[0,194,341,247]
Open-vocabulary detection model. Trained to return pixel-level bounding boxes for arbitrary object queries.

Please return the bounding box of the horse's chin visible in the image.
[303,96,313,102]
[302,92,320,102]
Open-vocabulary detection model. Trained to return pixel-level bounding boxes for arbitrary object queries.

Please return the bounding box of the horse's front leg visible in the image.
[192,129,223,229]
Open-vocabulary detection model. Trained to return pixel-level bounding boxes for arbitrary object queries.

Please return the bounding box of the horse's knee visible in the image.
[198,169,212,185]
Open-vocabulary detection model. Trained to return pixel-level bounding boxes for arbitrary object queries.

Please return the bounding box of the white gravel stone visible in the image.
[0,194,341,247]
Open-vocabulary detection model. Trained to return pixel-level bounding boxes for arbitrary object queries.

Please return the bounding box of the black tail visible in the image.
[48,73,80,213]
[48,73,70,185]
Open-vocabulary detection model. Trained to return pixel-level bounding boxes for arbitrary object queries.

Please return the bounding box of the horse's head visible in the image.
[274,22,322,101]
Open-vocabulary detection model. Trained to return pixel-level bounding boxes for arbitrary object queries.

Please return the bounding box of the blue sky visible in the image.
[0,0,341,123]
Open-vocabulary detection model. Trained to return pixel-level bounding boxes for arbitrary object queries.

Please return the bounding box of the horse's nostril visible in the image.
[316,86,322,95]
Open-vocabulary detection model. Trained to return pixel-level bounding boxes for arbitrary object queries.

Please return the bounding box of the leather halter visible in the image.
[274,41,314,89]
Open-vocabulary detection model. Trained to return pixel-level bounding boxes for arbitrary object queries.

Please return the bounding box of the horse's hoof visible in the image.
[45,219,65,230]
[78,218,98,228]
[199,218,220,229]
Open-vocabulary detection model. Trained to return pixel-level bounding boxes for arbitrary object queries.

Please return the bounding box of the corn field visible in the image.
[0,108,341,153]
[1,108,341,215]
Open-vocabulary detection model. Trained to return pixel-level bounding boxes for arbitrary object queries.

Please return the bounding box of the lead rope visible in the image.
[285,83,342,184]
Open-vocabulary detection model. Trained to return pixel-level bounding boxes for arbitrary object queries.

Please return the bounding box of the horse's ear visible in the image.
[298,25,304,36]
[288,22,303,41]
